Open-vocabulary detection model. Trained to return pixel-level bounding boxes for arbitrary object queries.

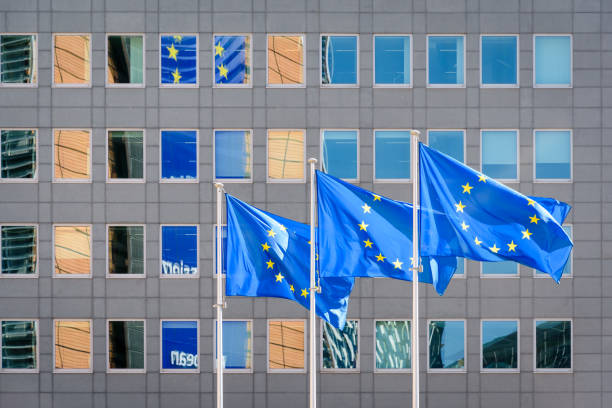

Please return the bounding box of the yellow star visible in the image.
[462,182,473,194]
[290,284,295,292]
[507,241,517,252]
[218,63,228,80]
[266,259,274,269]
[373,194,381,201]
[522,229,532,240]
[358,221,369,231]
[455,201,466,213]
[261,242,270,252]
[461,221,470,231]
[527,198,536,207]
[362,203,371,214]
[275,272,284,282]
[392,258,403,269]
[363,239,373,248]
[301,288,309,298]
[375,253,386,262]
[478,174,487,183]
[529,214,540,224]
[215,42,224,57]
[474,236,482,246]
[166,43,178,61]
[173,35,182,43]
[172,67,182,84]
[279,224,287,232]
[489,244,500,253]
[267,229,276,238]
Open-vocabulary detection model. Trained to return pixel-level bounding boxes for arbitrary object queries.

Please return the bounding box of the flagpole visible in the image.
[410,130,420,408]
[307,158,318,408]
[214,182,224,408]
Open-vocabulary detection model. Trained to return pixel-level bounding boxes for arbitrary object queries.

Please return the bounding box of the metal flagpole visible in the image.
[307,158,318,408]
[214,182,225,408]
[410,130,421,408]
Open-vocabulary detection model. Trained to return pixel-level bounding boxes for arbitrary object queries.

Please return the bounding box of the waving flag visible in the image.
[214,35,249,85]
[160,35,197,85]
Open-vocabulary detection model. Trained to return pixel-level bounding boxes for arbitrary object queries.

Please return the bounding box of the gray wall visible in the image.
[0,0,610,407]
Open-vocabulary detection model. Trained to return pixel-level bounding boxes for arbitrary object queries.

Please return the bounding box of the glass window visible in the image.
[267,130,305,182]
[160,130,197,181]
[107,130,144,181]
[321,35,358,85]
[107,320,145,371]
[107,35,143,85]
[214,35,250,86]
[374,35,411,86]
[482,320,518,370]
[534,35,571,87]
[455,258,465,275]
[535,130,571,180]
[322,320,358,370]
[1,225,37,275]
[268,35,305,86]
[161,320,199,371]
[54,320,91,371]
[268,320,305,371]
[481,130,518,180]
[535,320,571,370]
[161,225,198,276]
[214,225,227,276]
[1,129,36,180]
[481,36,518,86]
[160,34,197,85]
[537,225,572,277]
[428,130,464,163]
[428,320,465,370]
[54,225,91,276]
[215,130,252,181]
[1,34,36,85]
[107,225,144,276]
[428,36,464,86]
[53,34,90,86]
[375,320,410,370]
[482,261,518,276]
[215,320,252,370]
[322,130,358,180]
[1,320,37,370]
[374,130,410,180]
[54,129,90,181]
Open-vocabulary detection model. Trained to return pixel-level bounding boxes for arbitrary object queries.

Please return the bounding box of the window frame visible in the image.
[373,129,412,183]
[105,33,146,88]
[532,129,573,183]
[533,318,573,373]
[320,33,360,88]
[426,318,467,373]
[480,318,520,373]
[266,34,306,88]
[106,319,147,373]
[479,34,520,89]
[52,318,93,373]
[106,128,146,183]
[266,318,307,373]
[159,224,199,279]
[0,33,38,88]
[159,319,200,373]
[372,34,413,88]
[320,318,360,373]
[480,261,519,279]
[0,223,39,279]
[106,224,146,279]
[0,318,39,373]
[426,129,466,164]
[0,127,38,183]
[266,128,306,184]
[320,128,360,183]
[213,318,254,373]
[213,128,253,184]
[159,33,199,88]
[479,129,520,183]
[533,34,573,89]
[52,223,93,279]
[52,128,92,183]
[159,129,199,183]
[534,223,573,279]
[426,34,466,89]
[52,33,92,88]
[212,33,253,88]
[373,319,411,373]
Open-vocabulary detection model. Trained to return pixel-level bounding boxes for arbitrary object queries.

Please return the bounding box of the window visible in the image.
[428,320,465,371]
[375,320,410,371]
[161,320,199,372]
[534,35,572,87]
[481,130,518,180]
[427,35,464,87]
[107,35,144,86]
[213,35,251,86]
[267,35,305,86]
[215,320,252,371]
[374,35,411,86]
[54,225,91,277]
[1,129,37,181]
[107,225,145,277]
[535,320,571,371]
[536,225,572,278]
[1,225,37,276]
[534,130,571,180]
[53,34,91,86]
[321,320,359,371]
[481,320,518,371]
[160,130,197,181]
[160,34,197,86]
[107,130,144,182]
[1,320,37,371]
[54,320,92,372]
[213,225,227,276]
[374,130,410,181]
[321,35,358,86]
[481,35,518,87]
[214,130,252,182]
[53,129,91,182]
[322,130,358,181]
[107,320,145,372]
[428,130,465,163]
[161,225,198,277]
[268,320,306,372]
[454,259,465,276]
[482,261,518,277]
[0,34,37,85]
[267,130,305,182]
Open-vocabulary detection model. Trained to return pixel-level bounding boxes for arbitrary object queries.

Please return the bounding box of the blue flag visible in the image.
[225,194,354,329]
[419,143,573,282]
[316,170,458,295]
[214,35,249,85]
[160,35,197,85]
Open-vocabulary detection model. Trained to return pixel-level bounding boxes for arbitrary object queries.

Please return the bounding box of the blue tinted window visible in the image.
[428,36,464,86]
[161,320,198,370]
[321,36,357,85]
[428,130,464,163]
[160,35,197,85]
[161,130,197,180]
[429,320,464,369]
[161,226,197,276]
[535,130,571,179]
[214,35,250,85]
[482,261,517,276]
[375,130,410,180]
[482,320,518,369]
[481,36,518,85]
[216,320,252,369]
[481,130,517,179]
[535,36,571,86]
[374,36,410,85]
[455,259,465,275]
[214,225,227,275]
[537,226,571,277]
[215,130,252,180]
[322,130,358,180]
[535,320,571,369]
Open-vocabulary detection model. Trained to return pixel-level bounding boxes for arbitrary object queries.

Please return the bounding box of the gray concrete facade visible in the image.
[0,0,610,407]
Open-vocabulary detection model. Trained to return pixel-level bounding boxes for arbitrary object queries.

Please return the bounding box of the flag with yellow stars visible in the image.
[419,143,573,282]
[316,170,458,295]
[160,34,197,85]
[225,194,354,329]
[214,35,250,85]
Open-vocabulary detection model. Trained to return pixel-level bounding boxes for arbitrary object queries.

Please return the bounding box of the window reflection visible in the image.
[481,130,517,180]
[1,129,36,179]
[108,130,144,180]
[268,35,304,85]
[267,130,304,181]
[1,35,36,84]
[482,320,518,369]
[55,320,91,370]
[108,226,144,275]
[216,320,252,370]
[214,35,250,85]
[536,320,571,369]
[54,35,90,85]
[108,321,144,370]
[107,35,143,85]
[428,36,464,86]
[321,35,358,85]
[215,130,252,180]
[429,320,465,369]
[481,36,518,86]
[428,130,464,163]
[374,130,410,180]
[161,130,197,180]
[161,320,198,370]
[374,36,410,85]
[535,130,571,180]
[161,225,197,276]
[322,320,358,370]
[376,320,410,370]
[269,320,305,370]
[322,130,358,180]
[54,226,91,276]
[482,261,517,276]
[1,225,36,275]
[1,320,37,369]
[54,129,90,180]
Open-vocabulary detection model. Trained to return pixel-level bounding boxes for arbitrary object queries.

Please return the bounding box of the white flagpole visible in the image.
[410,130,421,408]
[214,182,224,408]
[307,158,318,408]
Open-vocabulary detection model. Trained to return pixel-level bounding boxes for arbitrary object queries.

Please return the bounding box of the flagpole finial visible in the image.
[410,129,421,139]
[308,158,318,164]
[214,182,224,189]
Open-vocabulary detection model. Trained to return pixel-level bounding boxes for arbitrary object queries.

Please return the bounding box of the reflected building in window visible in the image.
[54,320,91,371]
[108,320,145,370]
[53,35,90,86]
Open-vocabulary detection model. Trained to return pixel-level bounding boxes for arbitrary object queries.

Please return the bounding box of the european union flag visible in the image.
[160,35,197,85]
[214,35,249,85]
[225,194,354,329]
[419,143,573,282]
[316,170,458,295]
